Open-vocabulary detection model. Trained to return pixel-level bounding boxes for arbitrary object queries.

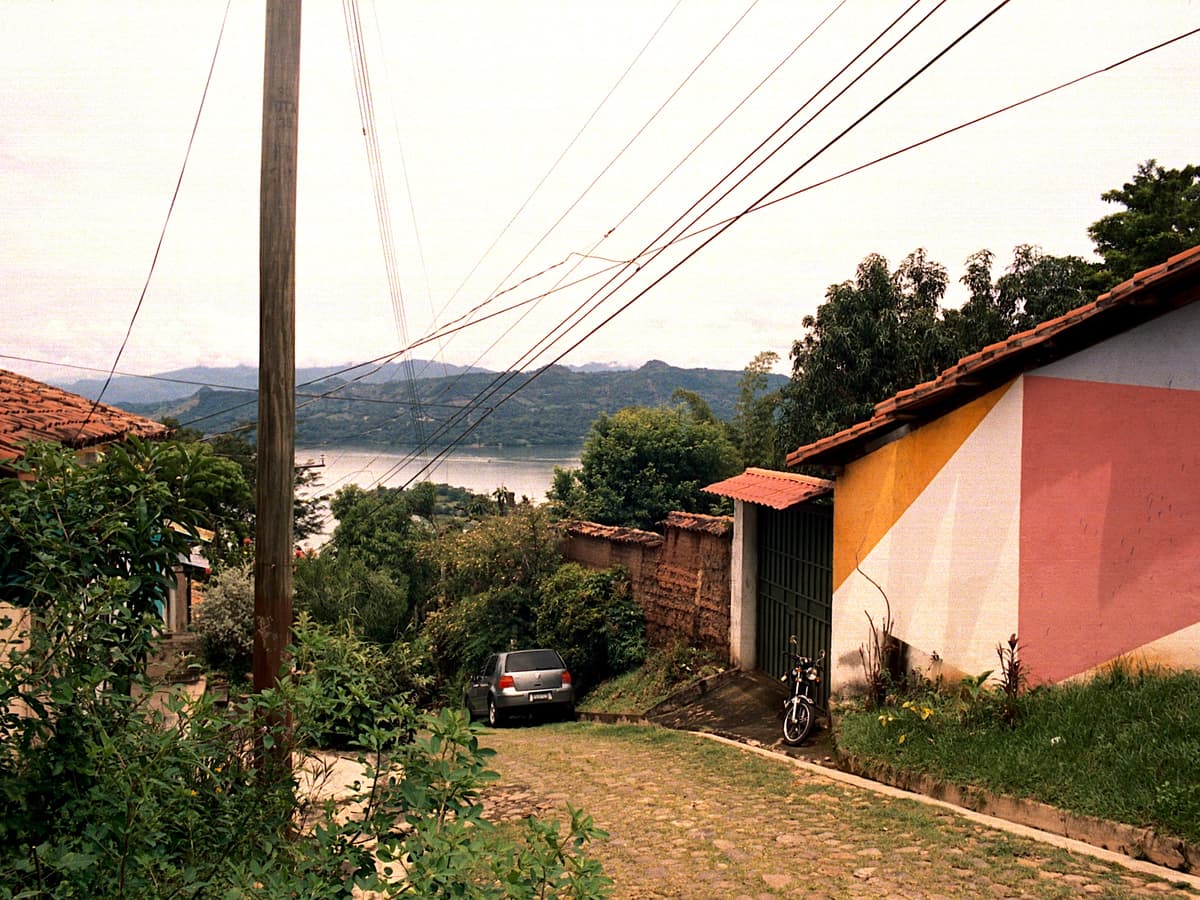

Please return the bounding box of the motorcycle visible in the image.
[781,635,824,746]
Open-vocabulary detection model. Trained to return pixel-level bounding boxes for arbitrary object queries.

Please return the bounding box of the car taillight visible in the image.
[498,675,514,690]
[561,671,572,686]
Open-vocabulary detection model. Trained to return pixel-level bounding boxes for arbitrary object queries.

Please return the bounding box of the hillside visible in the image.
[131,360,786,448]
[56,360,490,406]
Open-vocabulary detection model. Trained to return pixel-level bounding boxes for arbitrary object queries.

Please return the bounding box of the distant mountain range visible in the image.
[56,360,494,406]
[112,360,786,449]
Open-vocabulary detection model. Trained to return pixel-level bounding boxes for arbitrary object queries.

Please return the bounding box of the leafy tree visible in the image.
[327,483,433,595]
[731,351,783,468]
[1088,159,1200,286]
[0,439,201,618]
[163,420,328,547]
[779,250,956,451]
[944,245,1099,355]
[421,506,562,681]
[548,403,741,531]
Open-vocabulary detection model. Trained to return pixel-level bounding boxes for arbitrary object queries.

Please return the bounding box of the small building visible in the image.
[0,368,168,474]
[785,245,1200,693]
[702,468,833,688]
[0,369,190,631]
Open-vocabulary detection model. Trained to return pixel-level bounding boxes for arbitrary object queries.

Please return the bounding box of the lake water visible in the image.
[296,445,581,504]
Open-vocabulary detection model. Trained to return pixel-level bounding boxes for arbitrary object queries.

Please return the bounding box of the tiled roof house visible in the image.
[784,244,1200,692]
[0,369,169,473]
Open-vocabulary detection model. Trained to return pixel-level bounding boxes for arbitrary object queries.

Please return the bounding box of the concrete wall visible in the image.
[561,521,733,657]
[828,302,1200,693]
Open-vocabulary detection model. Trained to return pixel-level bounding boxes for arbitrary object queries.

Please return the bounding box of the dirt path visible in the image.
[480,722,1195,899]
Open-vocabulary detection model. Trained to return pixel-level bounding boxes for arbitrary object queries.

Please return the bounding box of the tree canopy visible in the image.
[1088,159,1200,285]
[548,402,741,531]
[778,160,1199,456]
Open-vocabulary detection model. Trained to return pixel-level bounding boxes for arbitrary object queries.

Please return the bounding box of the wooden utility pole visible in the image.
[254,0,301,723]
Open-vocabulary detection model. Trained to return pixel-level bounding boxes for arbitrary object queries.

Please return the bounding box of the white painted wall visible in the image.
[829,381,1025,693]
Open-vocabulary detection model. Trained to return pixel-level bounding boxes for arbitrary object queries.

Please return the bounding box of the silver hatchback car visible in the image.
[465,648,575,726]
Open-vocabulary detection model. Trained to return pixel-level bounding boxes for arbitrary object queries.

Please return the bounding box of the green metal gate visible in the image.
[756,503,833,706]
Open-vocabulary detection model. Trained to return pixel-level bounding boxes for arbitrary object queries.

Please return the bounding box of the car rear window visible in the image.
[506,650,563,672]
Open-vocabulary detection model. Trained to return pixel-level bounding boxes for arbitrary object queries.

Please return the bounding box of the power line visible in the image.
[432,0,690,339]
[107,17,1198,481]
[370,0,934,488]
[71,0,233,441]
[390,0,1017,490]
[342,0,428,447]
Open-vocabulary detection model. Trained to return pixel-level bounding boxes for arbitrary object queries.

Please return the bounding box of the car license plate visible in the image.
[530,692,552,702]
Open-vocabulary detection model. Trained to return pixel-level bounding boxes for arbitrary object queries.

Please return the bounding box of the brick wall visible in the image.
[559,514,733,658]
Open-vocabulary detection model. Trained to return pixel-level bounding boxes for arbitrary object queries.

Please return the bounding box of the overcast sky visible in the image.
[3,0,1198,389]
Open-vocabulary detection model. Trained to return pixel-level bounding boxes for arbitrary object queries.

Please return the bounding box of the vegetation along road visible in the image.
[481,723,1197,899]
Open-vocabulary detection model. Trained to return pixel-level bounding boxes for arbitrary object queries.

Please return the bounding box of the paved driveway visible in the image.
[480,722,1196,899]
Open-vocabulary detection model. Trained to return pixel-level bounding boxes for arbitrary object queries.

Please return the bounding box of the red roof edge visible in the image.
[703,467,833,510]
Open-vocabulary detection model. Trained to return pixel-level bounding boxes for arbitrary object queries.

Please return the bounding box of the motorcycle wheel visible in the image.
[782,697,813,745]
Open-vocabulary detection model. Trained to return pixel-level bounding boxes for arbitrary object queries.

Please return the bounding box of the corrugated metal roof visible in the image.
[703,467,833,509]
[787,243,1200,468]
[662,511,733,536]
[0,369,170,465]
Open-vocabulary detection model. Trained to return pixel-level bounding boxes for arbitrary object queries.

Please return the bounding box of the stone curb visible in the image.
[835,751,1200,877]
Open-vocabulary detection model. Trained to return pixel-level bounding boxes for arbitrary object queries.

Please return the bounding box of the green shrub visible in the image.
[0,442,610,896]
[193,563,255,680]
[536,564,645,692]
[290,614,423,750]
[294,550,413,645]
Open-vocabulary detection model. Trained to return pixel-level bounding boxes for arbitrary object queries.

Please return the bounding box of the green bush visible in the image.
[294,550,413,645]
[0,441,610,895]
[193,563,255,680]
[536,564,645,693]
[290,615,420,750]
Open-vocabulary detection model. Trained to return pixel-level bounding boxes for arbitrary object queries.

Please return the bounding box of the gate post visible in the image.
[729,500,757,669]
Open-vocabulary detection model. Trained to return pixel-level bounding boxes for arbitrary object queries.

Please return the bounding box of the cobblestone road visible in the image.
[480,722,1197,899]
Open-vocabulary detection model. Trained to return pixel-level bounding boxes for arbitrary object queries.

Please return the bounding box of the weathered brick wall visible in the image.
[559,515,732,658]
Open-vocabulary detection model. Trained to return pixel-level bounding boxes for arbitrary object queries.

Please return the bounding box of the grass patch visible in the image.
[578,642,725,714]
[836,665,1200,844]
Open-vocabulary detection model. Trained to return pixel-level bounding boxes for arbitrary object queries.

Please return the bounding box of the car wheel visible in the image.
[487,697,505,728]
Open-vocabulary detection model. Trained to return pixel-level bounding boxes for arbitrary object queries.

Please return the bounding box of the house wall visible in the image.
[830,381,1022,692]
[1019,301,1200,682]
[561,524,732,657]
[829,302,1200,693]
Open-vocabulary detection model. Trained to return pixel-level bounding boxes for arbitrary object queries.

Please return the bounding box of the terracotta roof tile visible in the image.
[787,243,1200,469]
[0,369,169,465]
[561,520,664,546]
[703,467,833,509]
[662,510,733,536]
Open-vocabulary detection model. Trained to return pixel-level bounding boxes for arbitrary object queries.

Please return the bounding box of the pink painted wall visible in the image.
[1019,375,1200,682]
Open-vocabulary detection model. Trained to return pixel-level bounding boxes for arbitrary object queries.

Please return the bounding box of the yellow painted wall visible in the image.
[833,382,1014,591]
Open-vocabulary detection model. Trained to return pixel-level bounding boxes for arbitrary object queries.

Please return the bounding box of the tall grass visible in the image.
[836,666,1200,843]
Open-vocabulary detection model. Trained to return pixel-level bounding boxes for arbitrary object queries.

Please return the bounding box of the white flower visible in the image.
[1050,735,1064,746]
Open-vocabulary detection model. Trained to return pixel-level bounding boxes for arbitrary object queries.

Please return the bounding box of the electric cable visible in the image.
[368,0,933,488]
[157,18,1199,477]
[343,0,428,448]
[70,0,233,441]
[390,0,1017,490]
[426,0,849,412]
